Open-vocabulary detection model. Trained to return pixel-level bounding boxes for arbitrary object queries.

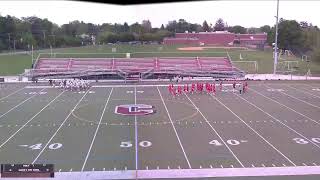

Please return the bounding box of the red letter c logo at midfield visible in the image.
[115,104,155,116]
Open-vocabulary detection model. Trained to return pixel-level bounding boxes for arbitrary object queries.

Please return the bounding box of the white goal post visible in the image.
[277,61,299,71]
[232,61,258,73]
[302,55,309,62]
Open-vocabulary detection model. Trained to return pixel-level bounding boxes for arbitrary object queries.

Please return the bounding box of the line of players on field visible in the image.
[49,79,90,91]
[168,81,248,96]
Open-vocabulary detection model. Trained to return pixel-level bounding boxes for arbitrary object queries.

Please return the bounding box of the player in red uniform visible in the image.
[198,82,204,93]
[184,84,189,93]
[177,85,182,96]
[191,83,196,94]
[168,84,176,96]
[244,81,248,93]
[206,83,212,94]
[212,83,216,95]
[205,82,209,93]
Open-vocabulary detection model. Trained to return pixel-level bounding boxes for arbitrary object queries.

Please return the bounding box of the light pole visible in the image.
[273,0,280,74]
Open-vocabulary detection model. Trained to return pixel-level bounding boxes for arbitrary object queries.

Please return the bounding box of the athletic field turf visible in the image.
[0,81,320,179]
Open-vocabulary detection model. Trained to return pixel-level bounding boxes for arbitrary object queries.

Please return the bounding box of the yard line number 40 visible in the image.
[20,143,63,150]
[293,138,320,144]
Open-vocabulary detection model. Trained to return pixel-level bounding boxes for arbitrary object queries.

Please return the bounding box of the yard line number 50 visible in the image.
[120,141,152,148]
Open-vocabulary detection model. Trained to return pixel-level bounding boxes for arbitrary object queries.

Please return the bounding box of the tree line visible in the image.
[0,15,319,62]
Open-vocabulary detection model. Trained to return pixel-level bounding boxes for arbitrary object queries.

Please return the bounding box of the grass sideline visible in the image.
[0,44,319,75]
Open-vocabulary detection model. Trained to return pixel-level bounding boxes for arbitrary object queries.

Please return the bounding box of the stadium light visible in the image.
[273,0,280,74]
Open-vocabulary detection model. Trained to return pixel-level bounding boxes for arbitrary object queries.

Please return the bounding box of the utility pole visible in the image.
[273,0,280,74]
[48,34,56,47]
[13,39,16,52]
[42,30,46,48]
[7,33,11,51]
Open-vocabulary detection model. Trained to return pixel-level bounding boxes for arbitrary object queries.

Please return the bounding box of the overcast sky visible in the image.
[0,0,319,28]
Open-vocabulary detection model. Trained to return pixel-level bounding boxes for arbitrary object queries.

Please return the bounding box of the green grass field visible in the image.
[0,44,319,76]
[1,81,320,179]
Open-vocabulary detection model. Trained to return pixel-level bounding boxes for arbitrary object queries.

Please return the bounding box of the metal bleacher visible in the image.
[23,57,245,80]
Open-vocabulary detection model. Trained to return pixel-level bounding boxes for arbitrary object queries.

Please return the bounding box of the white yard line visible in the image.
[32,89,90,164]
[134,87,138,171]
[0,86,25,101]
[157,86,191,169]
[249,87,320,125]
[183,92,245,168]
[0,88,45,120]
[264,85,320,109]
[219,93,297,166]
[286,85,320,99]
[235,90,320,150]
[81,88,113,171]
[0,90,64,149]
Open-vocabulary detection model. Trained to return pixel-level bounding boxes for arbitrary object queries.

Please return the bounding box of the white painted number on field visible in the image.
[77,91,94,94]
[293,138,309,144]
[209,140,223,146]
[311,138,320,143]
[227,140,240,145]
[48,143,63,150]
[25,92,47,95]
[120,141,133,148]
[120,141,152,148]
[78,91,95,94]
[312,88,320,92]
[20,143,63,150]
[209,139,246,146]
[29,143,42,150]
[139,141,152,147]
[137,91,144,93]
[127,91,133,94]
[267,89,285,92]
[292,137,320,144]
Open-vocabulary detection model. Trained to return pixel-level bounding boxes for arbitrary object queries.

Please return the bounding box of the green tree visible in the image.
[259,25,271,33]
[228,25,246,34]
[214,18,225,31]
[123,22,129,32]
[202,20,210,32]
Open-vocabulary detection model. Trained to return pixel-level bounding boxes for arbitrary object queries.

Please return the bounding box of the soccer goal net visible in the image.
[232,61,258,73]
[276,61,299,73]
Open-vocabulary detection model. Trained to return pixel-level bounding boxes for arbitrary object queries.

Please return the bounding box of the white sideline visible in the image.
[52,166,320,180]
[25,84,243,89]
